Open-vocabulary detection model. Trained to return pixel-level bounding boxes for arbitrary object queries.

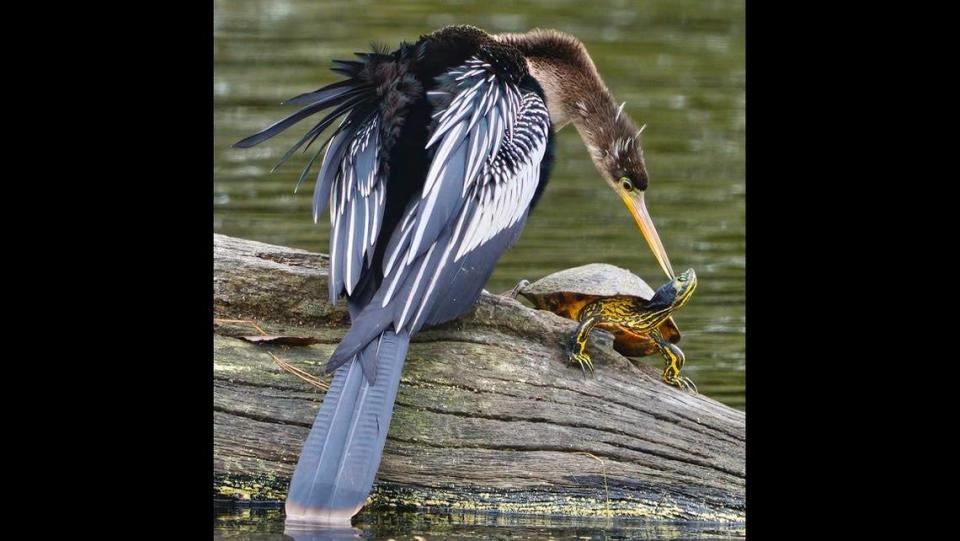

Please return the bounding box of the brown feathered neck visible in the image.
[494,29,647,186]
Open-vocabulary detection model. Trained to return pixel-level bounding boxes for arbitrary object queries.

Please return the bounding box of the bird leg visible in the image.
[501,279,530,299]
[651,330,697,393]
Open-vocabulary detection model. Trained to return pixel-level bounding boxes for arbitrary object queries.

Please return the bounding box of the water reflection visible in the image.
[284,524,363,541]
[214,505,746,540]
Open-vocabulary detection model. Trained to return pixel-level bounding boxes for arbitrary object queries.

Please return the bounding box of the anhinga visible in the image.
[234,25,675,524]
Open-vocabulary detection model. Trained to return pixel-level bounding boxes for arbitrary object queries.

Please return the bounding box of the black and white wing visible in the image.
[233,52,416,302]
[327,56,552,372]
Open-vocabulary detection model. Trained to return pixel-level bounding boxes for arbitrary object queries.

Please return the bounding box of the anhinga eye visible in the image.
[620,177,634,191]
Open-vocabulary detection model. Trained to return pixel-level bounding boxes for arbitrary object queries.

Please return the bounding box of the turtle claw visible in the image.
[570,352,595,377]
[502,279,530,299]
[566,315,599,378]
[663,372,698,394]
[676,376,698,394]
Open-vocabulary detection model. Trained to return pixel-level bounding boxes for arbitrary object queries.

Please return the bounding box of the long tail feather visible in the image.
[285,330,410,525]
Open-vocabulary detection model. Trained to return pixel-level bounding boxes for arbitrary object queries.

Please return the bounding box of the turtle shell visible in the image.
[521,263,656,301]
[519,263,682,353]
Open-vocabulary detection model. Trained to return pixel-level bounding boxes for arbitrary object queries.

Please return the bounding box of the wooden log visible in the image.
[213,234,745,521]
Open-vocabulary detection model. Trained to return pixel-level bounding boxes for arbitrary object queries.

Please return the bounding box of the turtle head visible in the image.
[646,268,697,312]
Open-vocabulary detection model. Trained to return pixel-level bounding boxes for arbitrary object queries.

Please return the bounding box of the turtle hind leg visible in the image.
[502,279,530,299]
[566,313,601,377]
[651,330,697,394]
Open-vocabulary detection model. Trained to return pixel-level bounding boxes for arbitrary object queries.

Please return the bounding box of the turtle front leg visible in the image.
[651,330,697,393]
[567,314,601,376]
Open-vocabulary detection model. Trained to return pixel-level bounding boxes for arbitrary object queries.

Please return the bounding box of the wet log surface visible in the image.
[213,234,745,521]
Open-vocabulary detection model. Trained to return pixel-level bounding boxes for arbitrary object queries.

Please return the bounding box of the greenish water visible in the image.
[215,505,746,540]
[214,0,743,534]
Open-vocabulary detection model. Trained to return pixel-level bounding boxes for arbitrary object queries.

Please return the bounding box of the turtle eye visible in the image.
[620,177,634,191]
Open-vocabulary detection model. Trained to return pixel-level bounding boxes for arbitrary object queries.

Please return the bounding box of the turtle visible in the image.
[507,264,698,392]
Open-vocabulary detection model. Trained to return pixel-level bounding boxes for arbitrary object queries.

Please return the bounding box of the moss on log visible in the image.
[213,234,745,521]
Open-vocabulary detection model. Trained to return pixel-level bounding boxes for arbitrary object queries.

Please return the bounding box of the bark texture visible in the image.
[213,234,744,521]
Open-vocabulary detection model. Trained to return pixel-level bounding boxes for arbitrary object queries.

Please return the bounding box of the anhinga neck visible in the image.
[494,30,635,157]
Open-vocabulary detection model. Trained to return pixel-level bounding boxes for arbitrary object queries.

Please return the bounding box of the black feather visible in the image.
[269,94,369,172]
[283,79,364,106]
[331,67,359,77]
[235,84,373,151]
[331,60,365,75]
[313,122,357,220]
[294,135,331,194]
[232,99,333,148]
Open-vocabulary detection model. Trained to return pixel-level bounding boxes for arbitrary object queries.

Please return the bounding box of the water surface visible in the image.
[215,505,746,540]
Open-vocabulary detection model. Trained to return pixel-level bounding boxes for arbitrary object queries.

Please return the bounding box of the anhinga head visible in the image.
[588,111,674,280]
[495,29,675,279]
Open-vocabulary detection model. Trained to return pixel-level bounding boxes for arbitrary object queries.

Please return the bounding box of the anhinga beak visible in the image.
[618,190,675,279]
